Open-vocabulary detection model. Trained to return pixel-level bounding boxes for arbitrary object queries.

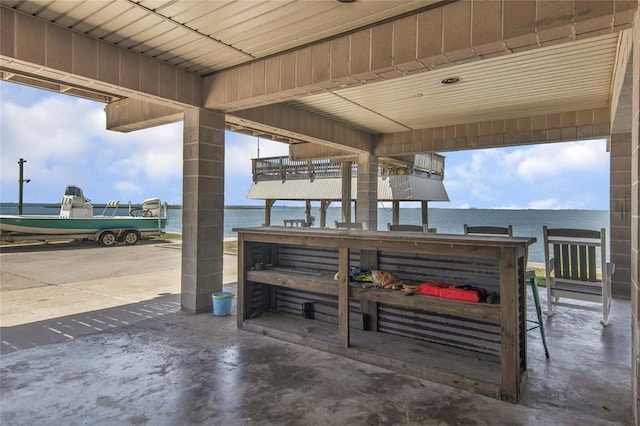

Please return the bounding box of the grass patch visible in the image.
[224,240,238,255]
[527,265,547,287]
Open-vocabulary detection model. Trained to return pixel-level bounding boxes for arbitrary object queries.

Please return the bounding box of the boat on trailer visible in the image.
[0,185,168,246]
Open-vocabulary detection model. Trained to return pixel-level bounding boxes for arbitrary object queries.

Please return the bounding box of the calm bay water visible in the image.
[1,203,608,263]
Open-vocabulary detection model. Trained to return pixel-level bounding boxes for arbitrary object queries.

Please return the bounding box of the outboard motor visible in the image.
[141,198,161,217]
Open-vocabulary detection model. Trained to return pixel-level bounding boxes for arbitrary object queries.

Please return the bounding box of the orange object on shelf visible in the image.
[417,280,486,303]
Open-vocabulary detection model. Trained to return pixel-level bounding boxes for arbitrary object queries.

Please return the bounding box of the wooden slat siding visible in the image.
[378,251,501,293]
[377,305,501,357]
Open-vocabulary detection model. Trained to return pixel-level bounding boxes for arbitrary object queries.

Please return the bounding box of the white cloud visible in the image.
[442,139,609,209]
[493,203,526,210]
[1,98,96,177]
[447,150,505,203]
[98,120,184,182]
[515,140,607,181]
[225,133,289,176]
[527,197,584,210]
[113,181,143,196]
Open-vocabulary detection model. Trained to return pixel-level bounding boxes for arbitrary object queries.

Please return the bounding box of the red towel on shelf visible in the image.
[417,280,485,303]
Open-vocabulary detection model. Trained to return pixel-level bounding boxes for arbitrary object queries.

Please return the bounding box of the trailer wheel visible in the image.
[123,230,140,245]
[99,231,117,247]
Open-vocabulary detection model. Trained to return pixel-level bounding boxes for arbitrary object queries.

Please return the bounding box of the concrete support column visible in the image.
[181,108,225,313]
[611,133,632,298]
[631,9,640,423]
[356,153,378,230]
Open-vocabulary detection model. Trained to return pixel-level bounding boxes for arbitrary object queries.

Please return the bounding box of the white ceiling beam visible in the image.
[375,108,612,156]
[105,98,184,132]
[228,103,373,154]
[289,143,356,161]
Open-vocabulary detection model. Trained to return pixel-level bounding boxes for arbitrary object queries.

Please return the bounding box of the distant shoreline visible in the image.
[0,203,265,210]
[0,202,609,212]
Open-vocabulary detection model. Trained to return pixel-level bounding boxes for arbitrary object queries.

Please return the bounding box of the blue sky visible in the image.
[1,81,610,209]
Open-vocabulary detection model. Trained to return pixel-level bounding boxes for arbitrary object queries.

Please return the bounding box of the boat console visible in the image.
[59,185,93,218]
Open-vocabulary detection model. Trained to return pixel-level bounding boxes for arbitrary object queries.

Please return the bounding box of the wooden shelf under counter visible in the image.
[247,267,500,321]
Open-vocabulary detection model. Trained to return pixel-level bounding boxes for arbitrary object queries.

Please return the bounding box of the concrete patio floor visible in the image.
[0,241,633,425]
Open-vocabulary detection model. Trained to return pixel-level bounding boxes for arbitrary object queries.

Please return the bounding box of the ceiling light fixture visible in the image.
[441,77,461,85]
[336,0,356,3]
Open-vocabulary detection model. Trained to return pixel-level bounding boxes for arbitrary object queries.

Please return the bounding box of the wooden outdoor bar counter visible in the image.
[234,226,535,403]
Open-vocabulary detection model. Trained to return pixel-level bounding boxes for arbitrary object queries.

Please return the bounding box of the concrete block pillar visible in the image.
[610,133,632,298]
[631,8,640,423]
[181,108,225,313]
[356,153,377,230]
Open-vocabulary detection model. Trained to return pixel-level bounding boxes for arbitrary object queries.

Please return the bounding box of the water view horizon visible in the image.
[1,203,609,263]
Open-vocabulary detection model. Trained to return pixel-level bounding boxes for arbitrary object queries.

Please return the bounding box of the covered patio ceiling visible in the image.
[0,0,634,149]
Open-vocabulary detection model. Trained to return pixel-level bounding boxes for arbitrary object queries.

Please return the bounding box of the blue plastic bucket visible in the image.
[212,291,234,316]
